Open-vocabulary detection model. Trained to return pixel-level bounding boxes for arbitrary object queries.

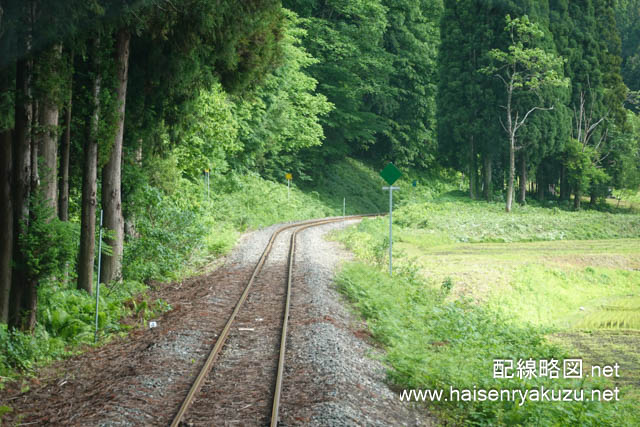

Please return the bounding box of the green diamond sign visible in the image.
[380,163,402,185]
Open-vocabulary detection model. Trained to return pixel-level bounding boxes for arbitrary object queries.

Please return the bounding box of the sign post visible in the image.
[204,169,210,201]
[285,173,292,202]
[207,169,210,201]
[382,186,399,275]
[380,163,402,275]
[94,209,103,343]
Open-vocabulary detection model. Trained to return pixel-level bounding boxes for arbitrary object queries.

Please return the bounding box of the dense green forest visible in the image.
[0,0,638,379]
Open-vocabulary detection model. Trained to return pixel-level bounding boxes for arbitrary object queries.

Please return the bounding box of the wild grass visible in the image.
[391,237,640,329]
[395,192,640,244]
[0,279,167,378]
[123,171,336,282]
[334,193,640,425]
[336,263,639,425]
[0,158,389,379]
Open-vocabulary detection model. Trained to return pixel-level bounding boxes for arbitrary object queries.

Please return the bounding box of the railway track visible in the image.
[170,215,375,426]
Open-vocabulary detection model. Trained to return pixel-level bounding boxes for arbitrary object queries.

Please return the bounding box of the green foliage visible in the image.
[335,262,639,425]
[0,70,13,131]
[231,9,333,176]
[125,0,286,158]
[283,0,442,168]
[0,277,166,375]
[370,0,442,168]
[174,84,240,181]
[437,0,503,176]
[565,139,609,200]
[391,194,640,243]
[209,172,336,229]
[32,44,71,110]
[19,193,77,282]
[122,155,342,282]
[39,279,147,341]
[284,0,393,157]
[552,0,628,200]
[303,157,389,214]
[616,0,640,93]
[0,323,67,375]
[335,217,389,265]
[304,157,456,216]
[123,182,210,282]
[138,9,332,182]
[608,111,640,193]
[482,15,567,93]
[0,405,12,419]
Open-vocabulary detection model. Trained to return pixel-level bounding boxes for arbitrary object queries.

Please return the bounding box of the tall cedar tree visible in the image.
[616,0,640,98]
[282,0,394,159]
[438,0,503,199]
[0,0,16,323]
[9,0,35,328]
[100,29,129,284]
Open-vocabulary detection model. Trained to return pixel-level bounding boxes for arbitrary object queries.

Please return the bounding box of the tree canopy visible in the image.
[0,0,638,333]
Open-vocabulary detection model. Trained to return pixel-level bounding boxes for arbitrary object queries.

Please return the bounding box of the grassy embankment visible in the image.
[334,187,640,425]
[0,158,389,385]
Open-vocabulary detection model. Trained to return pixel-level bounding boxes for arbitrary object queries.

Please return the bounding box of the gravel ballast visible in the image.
[0,218,437,426]
[280,219,436,426]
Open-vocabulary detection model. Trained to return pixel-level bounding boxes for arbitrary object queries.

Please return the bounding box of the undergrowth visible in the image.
[1,158,389,382]
[335,262,640,425]
[334,192,640,425]
[395,192,640,244]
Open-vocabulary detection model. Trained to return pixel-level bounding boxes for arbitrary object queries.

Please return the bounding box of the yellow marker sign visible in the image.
[285,173,292,180]
[204,168,210,173]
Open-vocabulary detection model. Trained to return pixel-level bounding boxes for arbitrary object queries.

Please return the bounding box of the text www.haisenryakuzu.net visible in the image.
[400,386,620,406]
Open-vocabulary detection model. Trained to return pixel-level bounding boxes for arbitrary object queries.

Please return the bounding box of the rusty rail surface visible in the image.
[171,214,378,427]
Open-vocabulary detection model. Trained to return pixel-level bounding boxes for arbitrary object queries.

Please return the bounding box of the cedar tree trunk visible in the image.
[560,162,568,201]
[483,154,492,201]
[59,93,71,221]
[101,29,130,284]
[0,126,12,323]
[518,151,527,205]
[9,55,33,328]
[469,136,476,199]
[537,167,545,201]
[78,39,101,294]
[39,101,58,212]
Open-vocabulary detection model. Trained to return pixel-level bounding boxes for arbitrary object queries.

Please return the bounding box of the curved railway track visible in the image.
[171,215,375,426]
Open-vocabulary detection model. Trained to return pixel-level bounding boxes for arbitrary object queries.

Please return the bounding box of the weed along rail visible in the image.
[170,215,378,426]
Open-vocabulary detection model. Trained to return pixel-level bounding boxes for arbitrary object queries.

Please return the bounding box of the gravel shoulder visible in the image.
[280,219,436,426]
[0,218,437,426]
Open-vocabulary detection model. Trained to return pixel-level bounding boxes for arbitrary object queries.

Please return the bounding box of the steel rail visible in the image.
[171,214,378,427]
[270,218,345,426]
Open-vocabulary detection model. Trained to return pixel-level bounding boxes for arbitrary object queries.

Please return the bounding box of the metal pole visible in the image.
[389,188,393,275]
[94,209,103,343]
[287,179,290,202]
[206,172,209,201]
[343,197,345,218]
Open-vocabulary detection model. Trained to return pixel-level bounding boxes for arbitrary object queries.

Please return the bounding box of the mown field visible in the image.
[335,191,640,426]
